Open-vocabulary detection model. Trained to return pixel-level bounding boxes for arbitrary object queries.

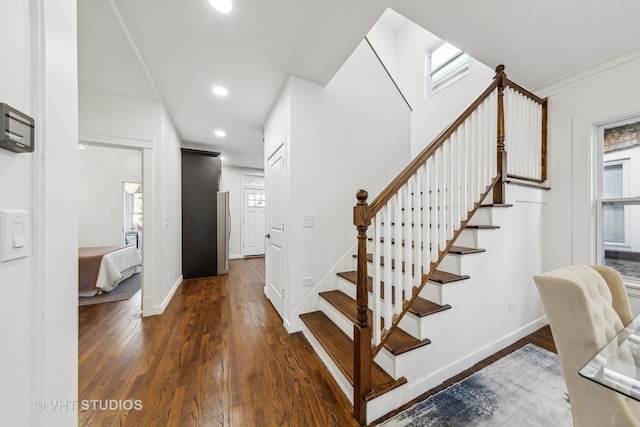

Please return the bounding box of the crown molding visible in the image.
[534,47,640,98]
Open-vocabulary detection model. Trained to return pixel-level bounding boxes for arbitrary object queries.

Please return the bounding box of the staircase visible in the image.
[299,65,547,425]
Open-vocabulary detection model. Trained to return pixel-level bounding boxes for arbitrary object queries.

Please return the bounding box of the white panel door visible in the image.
[243,188,266,256]
[266,145,285,318]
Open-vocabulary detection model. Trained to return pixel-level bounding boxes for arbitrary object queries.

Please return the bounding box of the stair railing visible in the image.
[352,65,547,425]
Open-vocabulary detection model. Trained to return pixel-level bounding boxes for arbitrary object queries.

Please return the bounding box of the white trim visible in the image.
[144,275,183,316]
[241,171,265,257]
[536,47,640,97]
[79,129,154,149]
[571,102,640,264]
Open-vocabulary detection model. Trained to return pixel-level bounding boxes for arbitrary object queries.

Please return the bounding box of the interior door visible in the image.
[266,145,285,318]
[243,188,266,256]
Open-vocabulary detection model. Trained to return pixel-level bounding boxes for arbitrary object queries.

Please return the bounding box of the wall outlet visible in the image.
[303,276,314,286]
[168,272,173,281]
[508,302,517,313]
[303,215,314,227]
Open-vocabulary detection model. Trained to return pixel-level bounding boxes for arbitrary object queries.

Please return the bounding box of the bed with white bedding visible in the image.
[79,246,142,297]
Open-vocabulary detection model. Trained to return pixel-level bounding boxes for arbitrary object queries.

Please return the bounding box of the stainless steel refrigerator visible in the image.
[216,191,230,274]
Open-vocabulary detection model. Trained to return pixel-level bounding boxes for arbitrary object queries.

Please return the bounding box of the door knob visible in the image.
[265,234,270,239]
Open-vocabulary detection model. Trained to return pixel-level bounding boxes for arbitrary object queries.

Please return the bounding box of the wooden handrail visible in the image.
[369,78,500,215]
[505,79,545,105]
[364,37,413,112]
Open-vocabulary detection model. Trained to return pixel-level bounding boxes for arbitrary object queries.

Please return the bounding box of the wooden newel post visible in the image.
[353,189,372,425]
[494,64,507,205]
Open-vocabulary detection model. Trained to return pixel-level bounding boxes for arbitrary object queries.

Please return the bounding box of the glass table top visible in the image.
[579,315,640,401]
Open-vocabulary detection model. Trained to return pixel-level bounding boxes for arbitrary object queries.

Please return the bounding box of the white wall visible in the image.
[220,165,265,259]
[79,87,182,315]
[158,107,182,305]
[0,2,36,424]
[367,16,496,158]
[535,52,640,273]
[265,39,412,331]
[78,145,142,247]
[396,22,495,157]
[0,0,78,425]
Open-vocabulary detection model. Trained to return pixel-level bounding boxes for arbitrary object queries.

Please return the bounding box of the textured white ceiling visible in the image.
[78,0,640,168]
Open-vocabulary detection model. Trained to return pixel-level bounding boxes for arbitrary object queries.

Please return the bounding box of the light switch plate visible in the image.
[0,210,30,262]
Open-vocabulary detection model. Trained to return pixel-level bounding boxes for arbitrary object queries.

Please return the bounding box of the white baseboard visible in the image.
[143,275,183,317]
[403,316,549,400]
[229,254,243,260]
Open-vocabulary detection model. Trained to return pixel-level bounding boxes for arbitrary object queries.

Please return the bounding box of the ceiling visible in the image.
[78,0,640,169]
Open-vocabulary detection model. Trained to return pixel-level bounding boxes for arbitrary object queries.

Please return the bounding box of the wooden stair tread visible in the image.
[464,224,500,229]
[479,203,513,208]
[336,271,451,318]
[300,311,407,400]
[448,246,486,255]
[430,270,470,284]
[319,290,431,356]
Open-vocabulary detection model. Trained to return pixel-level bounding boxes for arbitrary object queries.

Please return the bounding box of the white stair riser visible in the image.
[398,308,450,341]
[437,252,483,276]
[455,228,496,249]
[374,342,431,380]
[468,207,494,225]
[318,297,355,340]
[418,280,467,307]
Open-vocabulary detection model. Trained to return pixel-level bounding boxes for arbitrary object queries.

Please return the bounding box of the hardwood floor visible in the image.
[79,258,555,426]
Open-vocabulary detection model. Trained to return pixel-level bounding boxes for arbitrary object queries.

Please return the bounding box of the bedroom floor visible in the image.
[78,257,555,427]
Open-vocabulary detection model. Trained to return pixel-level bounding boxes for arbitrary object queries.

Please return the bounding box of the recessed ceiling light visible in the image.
[215,130,226,137]
[212,86,228,97]
[209,0,232,13]
[220,156,225,160]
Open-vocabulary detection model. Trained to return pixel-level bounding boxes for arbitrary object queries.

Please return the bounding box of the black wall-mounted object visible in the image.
[0,103,35,153]
[181,148,221,279]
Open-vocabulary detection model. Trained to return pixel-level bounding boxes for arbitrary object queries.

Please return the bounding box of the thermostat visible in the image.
[0,103,35,153]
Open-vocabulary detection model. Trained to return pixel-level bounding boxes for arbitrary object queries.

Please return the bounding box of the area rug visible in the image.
[380,344,572,426]
[78,273,141,306]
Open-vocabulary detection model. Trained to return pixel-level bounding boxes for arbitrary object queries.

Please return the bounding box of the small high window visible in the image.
[427,41,469,95]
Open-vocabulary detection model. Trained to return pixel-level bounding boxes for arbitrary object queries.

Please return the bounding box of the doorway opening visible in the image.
[77,143,144,308]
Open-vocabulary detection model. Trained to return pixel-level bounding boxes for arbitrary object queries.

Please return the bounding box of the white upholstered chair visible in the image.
[534,265,640,427]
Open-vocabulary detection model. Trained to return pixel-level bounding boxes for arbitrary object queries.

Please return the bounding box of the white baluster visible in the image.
[373,211,382,345]
[404,181,413,298]
[384,201,393,330]
[394,190,403,316]
[450,129,460,229]
[413,173,422,289]
[430,154,438,262]
[436,148,446,252]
